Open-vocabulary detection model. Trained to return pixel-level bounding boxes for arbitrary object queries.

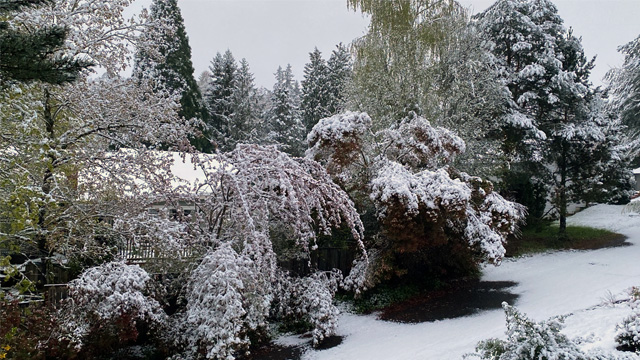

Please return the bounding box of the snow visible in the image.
[288,204,640,359]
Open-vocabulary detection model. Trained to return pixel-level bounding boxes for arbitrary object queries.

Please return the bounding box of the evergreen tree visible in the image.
[607,34,640,135]
[133,0,210,152]
[229,58,260,147]
[266,65,305,157]
[301,48,330,133]
[204,50,238,151]
[476,0,630,233]
[196,70,211,94]
[0,0,90,84]
[326,43,352,115]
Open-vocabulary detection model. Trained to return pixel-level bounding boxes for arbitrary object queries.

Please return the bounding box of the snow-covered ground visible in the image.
[279,204,640,359]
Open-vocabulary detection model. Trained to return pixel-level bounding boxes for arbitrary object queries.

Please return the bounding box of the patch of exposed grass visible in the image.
[506,224,627,257]
[338,282,425,314]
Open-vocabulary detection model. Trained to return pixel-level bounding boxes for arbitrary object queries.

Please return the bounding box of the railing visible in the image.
[119,240,202,263]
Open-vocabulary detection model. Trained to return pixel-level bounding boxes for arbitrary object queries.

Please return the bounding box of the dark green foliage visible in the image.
[499,169,547,226]
[204,50,237,150]
[301,45,352,135]
[508,223,625,257]
[266,65,305,157]
[326,44,352,114]
[0,0,90,84]
[301,48,330,133]
[476,0,631,233]
[133,0,210,151]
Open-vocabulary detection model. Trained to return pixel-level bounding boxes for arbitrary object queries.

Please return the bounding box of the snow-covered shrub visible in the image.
[173,243,272,360]
[615,287,640,351]
[309,111,525,286]
[59,261,167,351]
[470,302,588,360]
[615,308,640,352]
[276,270,342,346]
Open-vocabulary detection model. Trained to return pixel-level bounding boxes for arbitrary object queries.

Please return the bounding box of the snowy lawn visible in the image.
[277,204,640,359]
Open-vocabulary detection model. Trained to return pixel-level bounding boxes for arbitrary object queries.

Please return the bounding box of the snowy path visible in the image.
[288,205,640,359]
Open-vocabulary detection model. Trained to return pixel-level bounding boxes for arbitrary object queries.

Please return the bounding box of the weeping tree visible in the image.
[347,0,508,177]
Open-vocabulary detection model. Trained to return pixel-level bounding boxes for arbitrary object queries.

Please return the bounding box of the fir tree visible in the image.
[133,0,210,152]
[266,65,305,157]
[301,47,330,133]
[229,58,260,147]
[204,50,237,151]
[0,0,90,84]
[607,34,640,135]
[326,43,352,115]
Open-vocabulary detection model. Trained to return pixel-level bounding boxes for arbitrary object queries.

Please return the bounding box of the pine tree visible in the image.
[301,48,330,133]
[266,65,305,157]
[196,70,211,94]
[133,0,210,152]
[476,0,630,233]
[0,0,90,84]
[204,50,238,151]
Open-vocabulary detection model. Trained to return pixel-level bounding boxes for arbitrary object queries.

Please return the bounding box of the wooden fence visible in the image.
[45,284,68,308]
[280,247,355,276]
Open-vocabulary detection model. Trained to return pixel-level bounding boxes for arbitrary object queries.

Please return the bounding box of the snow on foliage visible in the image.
[185,144,366,257]
[14,0,153,75]
[615,287,640,351]
[175,243,270,360]
[308,111,524,273]
[469,302,590,360]
[154,144,368,358]
[0,0,194,281]
[606,34,640,133]
[60,262,166,348]
[370,162,471,218]
[378,112,466,169]
[276,270,342,346]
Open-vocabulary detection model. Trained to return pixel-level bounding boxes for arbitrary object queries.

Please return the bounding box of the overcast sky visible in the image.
[130,0,640,89]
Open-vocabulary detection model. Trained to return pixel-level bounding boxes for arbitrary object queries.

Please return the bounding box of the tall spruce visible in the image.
[301,48,330,133]
[0,0,90,84]
[266,65,305,157]
[326,43,352,115]
[134,0,211,152]
[204,50,237,151]
[230,58,260,147]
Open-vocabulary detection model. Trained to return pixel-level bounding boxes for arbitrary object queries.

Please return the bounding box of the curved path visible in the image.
[285,205,640,359]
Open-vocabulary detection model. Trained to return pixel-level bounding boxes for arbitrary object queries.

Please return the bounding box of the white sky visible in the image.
[130,0,640,88]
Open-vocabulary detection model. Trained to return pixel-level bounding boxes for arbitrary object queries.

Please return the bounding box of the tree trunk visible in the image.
[558,146,568,240]
[36,89,57,286]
